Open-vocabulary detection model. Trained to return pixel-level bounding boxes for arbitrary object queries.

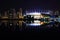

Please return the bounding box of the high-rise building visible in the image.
[12,9,17,19]
[9,9,13,19]
[8,8,16,19]
[17,8,24,19]
[2,11,8,19]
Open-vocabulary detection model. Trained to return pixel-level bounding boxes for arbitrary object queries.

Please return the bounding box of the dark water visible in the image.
[0,20,60,32]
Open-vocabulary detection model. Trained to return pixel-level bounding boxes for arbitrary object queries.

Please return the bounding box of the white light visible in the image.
[45,12,50,14]
[34,20,40,23]
[10,24,12,26]
[26,12,41,15]
[26,23,41,26]
[30,23,40,26]
[26,20,41,26]
[34,16,40,19]
[24,15,26,16]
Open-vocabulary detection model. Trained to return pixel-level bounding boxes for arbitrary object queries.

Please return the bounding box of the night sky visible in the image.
[0,0,60,10]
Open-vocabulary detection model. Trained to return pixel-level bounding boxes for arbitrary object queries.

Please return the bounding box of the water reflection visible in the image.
[25,20,44,26]
[0,20,46,26]
[0,20,56,27]
[0,20,60,32]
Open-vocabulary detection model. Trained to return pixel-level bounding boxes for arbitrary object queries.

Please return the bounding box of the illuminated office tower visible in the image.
[9,9,13,19]
[2,11,8,19]
[8,9,12,19]
[18,8,23,19]
[12,9,17,19]
[7,10,12,19]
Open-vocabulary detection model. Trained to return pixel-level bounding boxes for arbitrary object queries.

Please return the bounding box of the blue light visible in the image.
[26,23,41,26]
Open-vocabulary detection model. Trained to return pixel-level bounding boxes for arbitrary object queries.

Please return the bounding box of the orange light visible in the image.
[40,22,44,25]
[19,16,24,19]
[40,15,44,18]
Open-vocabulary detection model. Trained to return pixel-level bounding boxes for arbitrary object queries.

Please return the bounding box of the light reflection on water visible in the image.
[0,20,60,32]
[0,20,45,26]
[0,20,53,27]
[26,20,45,26]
